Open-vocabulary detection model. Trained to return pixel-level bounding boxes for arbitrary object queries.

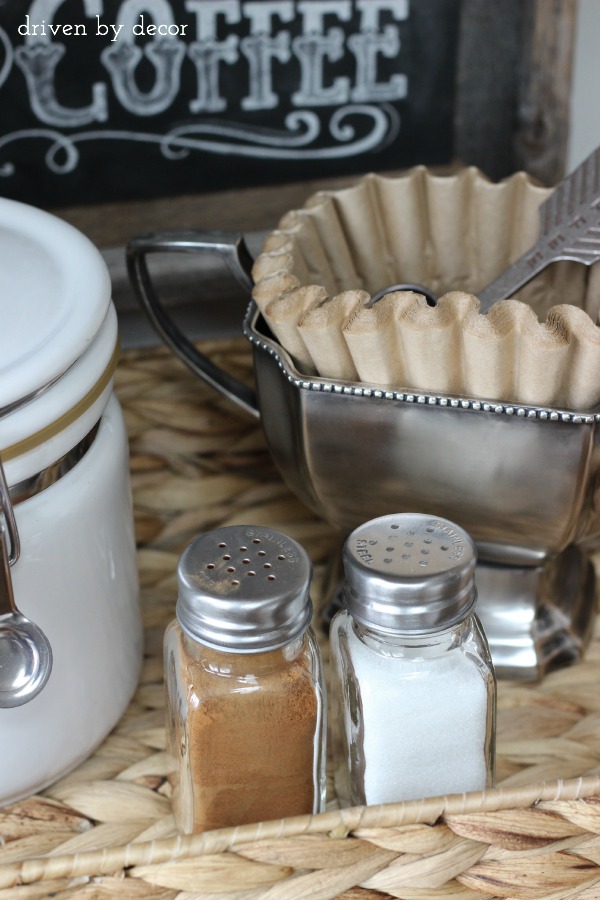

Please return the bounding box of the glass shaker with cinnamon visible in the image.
[164,525,327,834]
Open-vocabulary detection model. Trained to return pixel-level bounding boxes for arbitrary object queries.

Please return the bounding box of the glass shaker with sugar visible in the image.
[330,513,496,807]
[164,525,326,833]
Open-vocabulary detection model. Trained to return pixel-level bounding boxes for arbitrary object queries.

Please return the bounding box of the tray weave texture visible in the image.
[1,339,600,900]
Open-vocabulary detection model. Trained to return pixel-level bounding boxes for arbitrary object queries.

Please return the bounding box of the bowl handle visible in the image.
[126,230,259,418]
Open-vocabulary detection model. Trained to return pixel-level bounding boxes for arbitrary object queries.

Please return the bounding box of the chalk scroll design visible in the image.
[0,104,399,176]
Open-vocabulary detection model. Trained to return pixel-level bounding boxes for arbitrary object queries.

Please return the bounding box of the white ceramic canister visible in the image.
[0,197,142,803]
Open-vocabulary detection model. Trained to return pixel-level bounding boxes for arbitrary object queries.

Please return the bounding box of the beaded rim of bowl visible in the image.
[243,299,600,424]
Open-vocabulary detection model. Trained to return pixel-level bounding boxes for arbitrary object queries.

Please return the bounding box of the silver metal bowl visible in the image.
[244,300,600,567]
[127,230,600,679]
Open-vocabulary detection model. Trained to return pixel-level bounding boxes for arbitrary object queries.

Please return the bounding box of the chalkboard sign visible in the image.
[0,0,460,207]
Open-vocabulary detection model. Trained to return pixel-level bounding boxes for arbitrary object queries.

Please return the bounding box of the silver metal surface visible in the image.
[105,233,266,349]
[126,231,258,415]
[342,514,477,634]
[370,283,437,306]
[475,547,596,681]
[176,524,313,653]
[0,463,52,707]
[8,424,99,507]
[0,458,19,567]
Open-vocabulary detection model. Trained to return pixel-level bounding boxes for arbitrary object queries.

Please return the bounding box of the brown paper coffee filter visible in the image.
[281,194,362,293]
[322,178,394,289]
[344,291,417,385]
[263,284,326,373]
[297,290,366,382]
[251,168,600,410]
[587,264,600,324]
[252,270,300,315]
[461,298,533,401]
[547,304,600,409]
[276,214,339,295]
[517,310,572,407]
[251,238,311,287]
[395,291,479,395]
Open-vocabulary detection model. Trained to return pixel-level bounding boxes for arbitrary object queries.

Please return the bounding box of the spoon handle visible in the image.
[0,526,16,617]
[0,456,20,616]
[478,145,600,313]
[477,247,550,312]
[0,457,19,566]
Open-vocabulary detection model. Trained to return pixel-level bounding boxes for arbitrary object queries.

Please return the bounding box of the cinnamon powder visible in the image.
[177,631,320,832]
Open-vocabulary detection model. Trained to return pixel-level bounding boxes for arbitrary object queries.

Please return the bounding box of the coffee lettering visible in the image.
[240,2,293,111]
[100,1,185,116]
[292,1,351,106]
[101,39,185,116]
[186,0,240,113]
[12,0,413,119]
[15,0,107,126]
[350,0,408,101]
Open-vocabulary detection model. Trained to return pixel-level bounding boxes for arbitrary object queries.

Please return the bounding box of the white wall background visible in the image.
[567,0,600,170]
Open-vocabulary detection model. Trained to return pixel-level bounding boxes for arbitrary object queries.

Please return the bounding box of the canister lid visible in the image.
[176,525,313,652]
[343,513,477,633]
[0,198,111,412]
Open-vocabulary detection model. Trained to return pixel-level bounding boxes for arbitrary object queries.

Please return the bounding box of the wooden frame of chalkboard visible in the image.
[49,0,576,248]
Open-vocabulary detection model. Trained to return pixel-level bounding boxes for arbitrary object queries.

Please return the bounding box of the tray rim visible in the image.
[1,772,600,889]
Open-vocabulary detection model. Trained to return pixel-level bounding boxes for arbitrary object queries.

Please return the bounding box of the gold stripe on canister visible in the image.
[0,341,120,462]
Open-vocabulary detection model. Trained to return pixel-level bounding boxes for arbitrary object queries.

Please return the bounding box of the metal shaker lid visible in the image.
[343,514,477,634]
[176,525,313,653]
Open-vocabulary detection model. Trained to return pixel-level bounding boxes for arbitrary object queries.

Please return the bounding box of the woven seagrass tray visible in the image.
[2,338,600,900]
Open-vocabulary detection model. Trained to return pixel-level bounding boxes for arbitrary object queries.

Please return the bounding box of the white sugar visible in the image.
[347,626,489,804]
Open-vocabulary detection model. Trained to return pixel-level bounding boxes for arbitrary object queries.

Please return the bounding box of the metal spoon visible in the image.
[369,282,437,306]
[0,461,52,707]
